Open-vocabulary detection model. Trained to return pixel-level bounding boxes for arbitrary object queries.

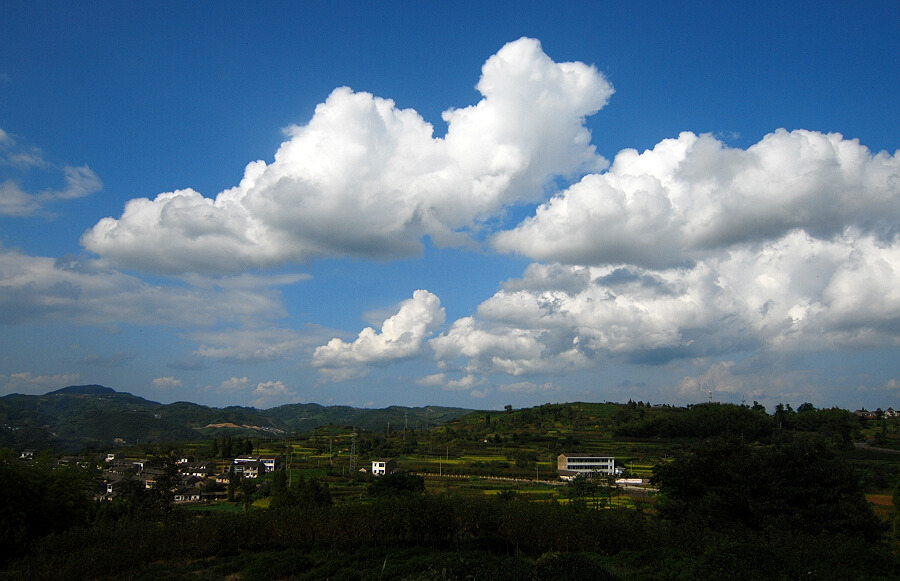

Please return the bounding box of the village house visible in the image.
[231,455,281,477]
[259,456,280,472]
[232,457,263,478]
[371,458,397,476]
[180,462,213,478]
[173,487,202,503]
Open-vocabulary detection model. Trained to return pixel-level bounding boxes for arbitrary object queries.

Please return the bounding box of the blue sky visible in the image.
[1,2,898,411]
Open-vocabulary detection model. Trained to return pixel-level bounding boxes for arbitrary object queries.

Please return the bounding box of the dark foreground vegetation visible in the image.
[2,400,899,580]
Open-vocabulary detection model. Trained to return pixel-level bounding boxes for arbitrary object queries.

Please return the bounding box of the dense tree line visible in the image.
[651,436,886,541]
[5,490,896,580]
[613,402,860,445]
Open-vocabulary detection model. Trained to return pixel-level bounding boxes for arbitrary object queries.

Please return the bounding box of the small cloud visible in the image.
[316,366,367,383]
[417,373,484,392]
[0,131,102,215]
[499,381,555,393]
[218,376,250,392]
[167,357,207,371]
[0,181,40,216]
[857,378,900,394]
[192,327,306,363]
[251,380,295,408]
[78,351,135,368]
[677,361,742,398]
[152,376,182,389]
[0,372,80,394]
[416,373,446,387]
[446,374,483,391]
[42,165,102,201]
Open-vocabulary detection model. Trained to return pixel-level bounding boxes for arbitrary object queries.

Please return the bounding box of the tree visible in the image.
[894,473,900,542]
[227,464,237,502]
[368,471,425,497]
[565,473,602,510]
[146,448,179,517]
[238,477,257,511]
[0,460,92,564]
[269,468,289,508]
[651,436,887,541]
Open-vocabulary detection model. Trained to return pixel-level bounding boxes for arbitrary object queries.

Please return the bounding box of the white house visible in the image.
[233,460,262,478]
[259,456,279,472]
[371,458,397,476]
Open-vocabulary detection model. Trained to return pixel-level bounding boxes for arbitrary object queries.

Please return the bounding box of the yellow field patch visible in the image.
[866,494,894,506]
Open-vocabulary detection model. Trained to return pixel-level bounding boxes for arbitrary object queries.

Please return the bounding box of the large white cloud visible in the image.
[313,289,445,380]
[494,130,900,268]
[432,226,900,376]
[81,38,612,274]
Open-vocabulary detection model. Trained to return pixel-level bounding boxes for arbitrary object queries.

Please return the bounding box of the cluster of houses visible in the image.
[853,407,899,420]
[99,453,282,503]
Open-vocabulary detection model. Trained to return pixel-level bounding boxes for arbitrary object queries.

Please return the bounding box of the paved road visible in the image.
[854,442,900,455]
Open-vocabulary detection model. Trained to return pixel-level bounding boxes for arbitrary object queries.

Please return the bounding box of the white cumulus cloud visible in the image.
[218,376,250,392]
[494,130,899,268]
[152,376,182,389]
[251,380,294,408]
[80,38,612,274]
[313,290,445,380]
[434,226,900,377]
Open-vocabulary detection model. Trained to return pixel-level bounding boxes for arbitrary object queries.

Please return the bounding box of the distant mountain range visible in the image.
[0,385,475,453]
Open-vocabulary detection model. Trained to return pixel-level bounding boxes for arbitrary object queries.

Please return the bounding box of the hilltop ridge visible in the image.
[48,384,119,396]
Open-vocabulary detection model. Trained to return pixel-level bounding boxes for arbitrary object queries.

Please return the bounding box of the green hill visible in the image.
[0,385,474,453]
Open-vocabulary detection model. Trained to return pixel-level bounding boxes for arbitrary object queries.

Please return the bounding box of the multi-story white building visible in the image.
[557,454,619,480]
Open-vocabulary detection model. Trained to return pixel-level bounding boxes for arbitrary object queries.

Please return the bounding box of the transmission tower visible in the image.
[349,428,358,473]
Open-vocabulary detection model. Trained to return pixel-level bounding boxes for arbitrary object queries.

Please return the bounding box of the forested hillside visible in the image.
[0,385,473,452]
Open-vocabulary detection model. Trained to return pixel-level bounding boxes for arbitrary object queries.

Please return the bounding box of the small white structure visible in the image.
[371,458,397,476]
[557,454,619,480]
